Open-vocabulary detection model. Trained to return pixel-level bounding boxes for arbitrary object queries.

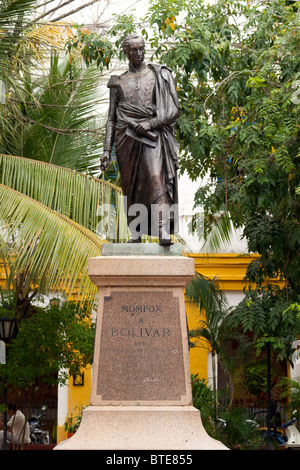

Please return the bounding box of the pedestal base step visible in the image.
[54,406,227,450]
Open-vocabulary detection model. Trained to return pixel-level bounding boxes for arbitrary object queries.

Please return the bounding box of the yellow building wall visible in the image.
[57,368,92,443]
[186,301,208,379]
[190,253,259,291]
[185,253,259,380]
[68,368,92,414]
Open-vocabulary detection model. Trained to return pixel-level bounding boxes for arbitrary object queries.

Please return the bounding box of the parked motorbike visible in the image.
[28,406,49,445]
[282,411,300,449]
[259,411,300,449]
[259,423,287,448]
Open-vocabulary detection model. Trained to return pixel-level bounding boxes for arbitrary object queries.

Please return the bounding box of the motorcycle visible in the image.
[282,411,300,449]
[259,411,300,449]
[28,406,49,445]
[259,423,287,448]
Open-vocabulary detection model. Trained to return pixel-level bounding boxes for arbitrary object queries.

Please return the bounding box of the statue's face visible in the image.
[126,38,145,67]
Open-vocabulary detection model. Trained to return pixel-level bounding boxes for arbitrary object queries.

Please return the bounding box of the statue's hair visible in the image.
[122,34,145,55]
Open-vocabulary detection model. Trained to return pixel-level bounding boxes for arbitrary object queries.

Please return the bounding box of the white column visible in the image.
[57,373,69,427]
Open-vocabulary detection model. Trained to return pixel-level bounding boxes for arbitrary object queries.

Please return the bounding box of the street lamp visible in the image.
[0,317,17,450]
[0,318,17,343]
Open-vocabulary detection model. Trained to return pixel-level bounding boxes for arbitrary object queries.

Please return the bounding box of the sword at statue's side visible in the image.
[99,154,109,239]
[101,168,106,207]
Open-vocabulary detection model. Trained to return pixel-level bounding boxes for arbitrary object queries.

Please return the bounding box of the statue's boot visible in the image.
[157,204,173,246]
[127,233,141,243]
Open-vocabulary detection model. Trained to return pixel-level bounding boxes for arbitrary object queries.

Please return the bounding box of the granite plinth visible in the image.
[89,255,194,407]
[55,250,228,450]
[88,255,194,287]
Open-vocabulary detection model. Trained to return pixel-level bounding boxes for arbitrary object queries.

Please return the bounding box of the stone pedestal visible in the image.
[55,244,227,450]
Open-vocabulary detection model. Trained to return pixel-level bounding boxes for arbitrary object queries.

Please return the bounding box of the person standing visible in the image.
[0,403,31,448]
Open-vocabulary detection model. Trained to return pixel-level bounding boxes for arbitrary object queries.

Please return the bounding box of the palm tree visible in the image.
[0,0,229,328]
[2,51,108,168]
[0,0,129,321]
[0,153,128,310]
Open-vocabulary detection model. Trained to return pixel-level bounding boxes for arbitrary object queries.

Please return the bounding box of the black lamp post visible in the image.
[0,317,17,450]
[266,341,272,450]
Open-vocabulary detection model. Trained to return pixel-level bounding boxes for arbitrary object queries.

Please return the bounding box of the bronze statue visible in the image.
[100,34,181,245]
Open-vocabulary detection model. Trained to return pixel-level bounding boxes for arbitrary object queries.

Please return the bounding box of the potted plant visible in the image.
[64,406,85,438]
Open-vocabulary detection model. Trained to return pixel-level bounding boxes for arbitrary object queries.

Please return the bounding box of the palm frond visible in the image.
[200,211,236,253]
[189,326,212,349]
[0,0,38,73]
[0,0,37,25]
[0,153,129,240]
[0,183,106,305]
[2,52,107,172]
[20,22,74,61]
[185,271,228,312]
[0,2,73,63]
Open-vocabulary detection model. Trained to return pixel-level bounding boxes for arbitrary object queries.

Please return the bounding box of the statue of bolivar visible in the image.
[100,34,181,245]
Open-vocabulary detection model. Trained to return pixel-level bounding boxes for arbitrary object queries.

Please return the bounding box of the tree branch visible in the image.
[49,0,101,23]
[35,0,57,10]
[20,114,105,135]
[34,0,76,22]
[8,96,103,109]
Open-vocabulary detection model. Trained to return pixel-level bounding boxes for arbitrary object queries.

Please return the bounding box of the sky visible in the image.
[35,0,150,26]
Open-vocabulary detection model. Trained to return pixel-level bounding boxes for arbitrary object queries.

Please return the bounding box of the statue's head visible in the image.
[122,34,145,67]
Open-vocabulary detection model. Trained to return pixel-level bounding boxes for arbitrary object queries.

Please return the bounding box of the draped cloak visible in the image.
[107,63,180,237]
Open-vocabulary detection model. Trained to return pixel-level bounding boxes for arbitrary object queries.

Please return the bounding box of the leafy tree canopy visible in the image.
[144,0,299,257]
[137,0,300,357]
[75,0,299,293]
[0,296,95,390]
[41,0,300,360]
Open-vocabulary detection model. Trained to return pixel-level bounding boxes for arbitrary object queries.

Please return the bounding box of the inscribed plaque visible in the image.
[97,290,187,402]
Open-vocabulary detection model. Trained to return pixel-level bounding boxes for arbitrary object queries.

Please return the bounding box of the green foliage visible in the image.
[189,305,230,354]
[64,405,86,433]
[217,408,260,450]
[243,359,268,396]
[66,27,115,69]
[0,296,95,390]
[280,376,300,415]
[0,0,38,73]
[106,14,138,52]
[0,182,103,310]
[191,373,214,409]
[66,14,137,68]
[185,271,228,314]
[229,286,300,362]
[191,374,214,433]
[1,50,104,171]
[140,0,300,361]
[191,373,261,448]
[0,154,122,236]
[144,0,300,291]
